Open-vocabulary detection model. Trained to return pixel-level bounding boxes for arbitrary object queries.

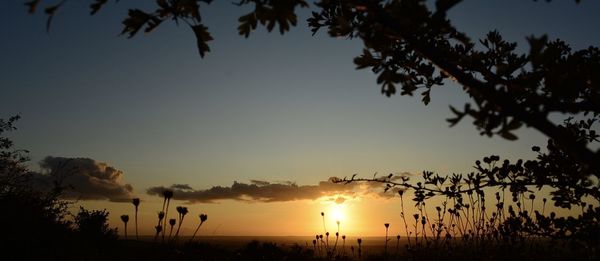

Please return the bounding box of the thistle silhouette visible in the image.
[154,225,162,241]
[357,238,362,259]
[132,198,140,240]
[321,212,327,233]
[161,190,174,241]
[190,213,207,241]
[168,218,176,240]
[342,235,346,256]
[332,220,340,255]
[120,215,129,240]
[173,206,188,241]
[155,211,165,241]
[384,223,390,255]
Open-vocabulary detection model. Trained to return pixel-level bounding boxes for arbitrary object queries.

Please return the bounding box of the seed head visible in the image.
[200,214,208,222]
[132,198,140,207]
[169,218,176,226]
[163,190,174,199]
[176,206,189,216]
[121,215,129,223]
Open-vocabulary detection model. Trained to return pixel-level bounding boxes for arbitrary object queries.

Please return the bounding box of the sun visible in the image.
[330,203,347,223]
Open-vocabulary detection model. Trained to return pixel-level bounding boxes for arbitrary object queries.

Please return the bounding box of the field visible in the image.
[46,235,594,261]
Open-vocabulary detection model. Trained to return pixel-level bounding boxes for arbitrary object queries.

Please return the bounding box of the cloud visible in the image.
[334,196,347,204]
[147,174,413,204]
[30,156,134,202]
[171,184,194,190]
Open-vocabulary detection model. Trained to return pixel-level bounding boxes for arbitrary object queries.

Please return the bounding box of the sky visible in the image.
[1,0,599,237]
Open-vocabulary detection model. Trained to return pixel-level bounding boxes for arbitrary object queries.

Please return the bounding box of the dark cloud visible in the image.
[171,184,193,190]
[147,174,415,204]
[250,180,270,186]
[31,156,134,202]
[147,178,359,203]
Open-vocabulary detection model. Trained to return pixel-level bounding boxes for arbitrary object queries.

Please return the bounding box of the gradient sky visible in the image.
[1,0,599,236]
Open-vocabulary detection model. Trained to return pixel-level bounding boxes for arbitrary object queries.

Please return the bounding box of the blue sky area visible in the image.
[2,0,599,191]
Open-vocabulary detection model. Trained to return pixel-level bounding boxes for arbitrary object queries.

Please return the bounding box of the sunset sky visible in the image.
[1,0,599,236]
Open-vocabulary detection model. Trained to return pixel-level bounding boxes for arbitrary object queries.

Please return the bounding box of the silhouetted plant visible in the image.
[161,190,173,241]
[74,207,117,243]
[154,225,162,241]
[155,211,165,241]
[384,223,390,255]
[342,235,346,256]
[357,238,362,259]
[168,218,176,240]
[132,197,140,240]
[395,235,400,254]
[190,213,207,242]
[120,214,129,239]
[173,206,188,240]
[321,211,326,233]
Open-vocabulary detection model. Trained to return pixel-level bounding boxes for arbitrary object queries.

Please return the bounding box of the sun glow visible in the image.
[330,203,347,223]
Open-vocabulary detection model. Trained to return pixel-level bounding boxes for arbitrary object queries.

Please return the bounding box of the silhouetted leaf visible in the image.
[238,13,257,38]
[422,89,431,105]
[90,0,108,15]
[191,24,213,58]
[44,1,65,32]
[24,0,41,14]
[121,9,153,38]
[500,131,518,141]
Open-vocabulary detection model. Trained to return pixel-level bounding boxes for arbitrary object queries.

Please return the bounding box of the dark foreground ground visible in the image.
[7,236,597,261]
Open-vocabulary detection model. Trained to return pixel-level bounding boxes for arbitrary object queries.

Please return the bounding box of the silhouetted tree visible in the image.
[0,116,72,258]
